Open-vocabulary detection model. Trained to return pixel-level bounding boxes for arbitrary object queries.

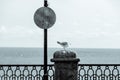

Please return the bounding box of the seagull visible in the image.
[57,41,68,50]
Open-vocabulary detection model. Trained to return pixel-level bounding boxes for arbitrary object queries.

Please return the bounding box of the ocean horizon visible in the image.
[0,47,120,64]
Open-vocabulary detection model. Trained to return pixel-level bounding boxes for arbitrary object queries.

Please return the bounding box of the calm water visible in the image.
[0,47,120,64]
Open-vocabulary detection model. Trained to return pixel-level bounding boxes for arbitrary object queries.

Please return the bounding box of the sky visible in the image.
[0,0,120,48]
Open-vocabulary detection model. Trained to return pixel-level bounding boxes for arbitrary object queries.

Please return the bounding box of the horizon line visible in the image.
[0,47,120,49]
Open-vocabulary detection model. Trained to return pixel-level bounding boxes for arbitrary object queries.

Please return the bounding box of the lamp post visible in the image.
[34,0,56,80]
[43,1,48,80]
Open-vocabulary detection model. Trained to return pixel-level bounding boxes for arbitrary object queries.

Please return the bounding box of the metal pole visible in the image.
[44,0,48,7]
[43,29,48,80]
[43,1,48,80]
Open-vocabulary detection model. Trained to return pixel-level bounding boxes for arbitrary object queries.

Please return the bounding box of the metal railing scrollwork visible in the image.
[0,64,54,80]
[78,64,120,80]
[0,64,120,80]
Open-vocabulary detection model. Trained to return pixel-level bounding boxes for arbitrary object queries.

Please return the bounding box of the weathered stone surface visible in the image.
[53,50,76,58]
[51,50,80,80]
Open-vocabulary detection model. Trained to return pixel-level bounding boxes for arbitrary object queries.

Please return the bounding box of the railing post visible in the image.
[51,50,80,80]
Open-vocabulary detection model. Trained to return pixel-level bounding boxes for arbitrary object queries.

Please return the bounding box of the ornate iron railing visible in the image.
[78,64,120,80]
[0,64,54,80]
[0,64,120,80]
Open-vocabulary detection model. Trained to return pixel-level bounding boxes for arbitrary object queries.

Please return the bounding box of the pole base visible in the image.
[43,74,48,80]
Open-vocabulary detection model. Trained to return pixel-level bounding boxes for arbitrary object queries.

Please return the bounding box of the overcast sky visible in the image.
[0,0,120,48]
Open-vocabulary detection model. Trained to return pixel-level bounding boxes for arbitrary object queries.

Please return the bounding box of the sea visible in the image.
[0,47,120,64]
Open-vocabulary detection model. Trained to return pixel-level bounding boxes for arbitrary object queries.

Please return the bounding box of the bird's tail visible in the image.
[57,41,61,44]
